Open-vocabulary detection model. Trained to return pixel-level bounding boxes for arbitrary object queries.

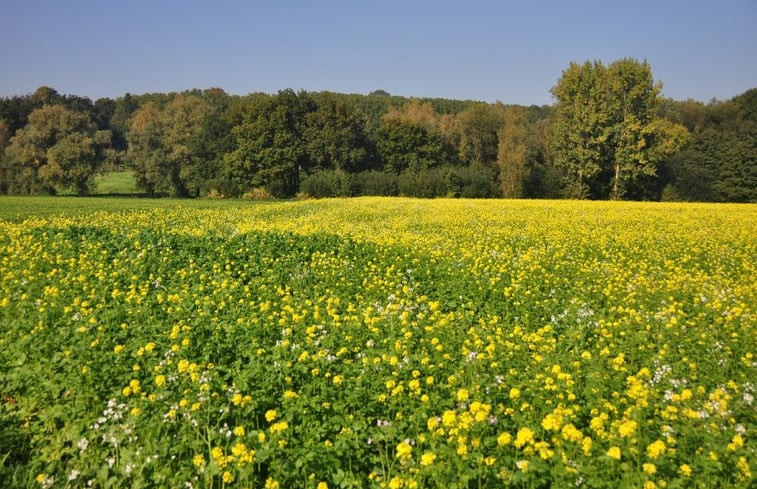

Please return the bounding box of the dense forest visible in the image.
[0,59,754,201]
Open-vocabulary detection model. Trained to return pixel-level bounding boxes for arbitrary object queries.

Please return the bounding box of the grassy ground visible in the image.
[0,195,270,221]
[93,171,139,194]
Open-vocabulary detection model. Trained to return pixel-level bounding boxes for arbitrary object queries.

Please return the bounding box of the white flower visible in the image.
[77,437,89,451]
[68,469,80,481]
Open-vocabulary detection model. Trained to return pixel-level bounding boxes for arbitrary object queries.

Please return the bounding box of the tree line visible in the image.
[0,59,754,201]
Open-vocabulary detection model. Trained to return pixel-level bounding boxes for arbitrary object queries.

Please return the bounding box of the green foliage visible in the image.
[304,93,372,173]
[222,90,312,198]
[3,105,110,195]
[551,59,689,199]
[126,96,212,197]
[1,199,753,487]
[1,81,753,201]
[376,119,445,173]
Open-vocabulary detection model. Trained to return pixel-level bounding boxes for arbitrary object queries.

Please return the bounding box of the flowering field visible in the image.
[0,197,754,489]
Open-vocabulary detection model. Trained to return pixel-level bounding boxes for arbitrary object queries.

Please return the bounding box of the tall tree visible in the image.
[304,93,372,173]
[457,103,502,168]
[551,59,688,199]
[497,106,529,198]
[126,95,211,197]
[4,104,110,195]
[223,90,313,197]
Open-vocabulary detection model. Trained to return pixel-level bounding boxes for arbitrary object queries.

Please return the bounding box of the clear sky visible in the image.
[1,0,755,105]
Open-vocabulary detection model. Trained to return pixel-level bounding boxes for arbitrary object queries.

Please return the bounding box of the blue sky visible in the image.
[1,0,755,105]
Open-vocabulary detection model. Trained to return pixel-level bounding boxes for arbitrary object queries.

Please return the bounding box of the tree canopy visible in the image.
[0,61,753,201]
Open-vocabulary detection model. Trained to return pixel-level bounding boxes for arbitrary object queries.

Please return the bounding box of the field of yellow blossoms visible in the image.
[0,197,754,488]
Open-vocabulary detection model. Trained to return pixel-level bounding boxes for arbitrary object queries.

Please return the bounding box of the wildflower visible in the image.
[728,434,744,451]
[264,478,280,489]
[193,454,205,468]
[388,476,404,489]
[617,420,637,437]
[513,427,534,448]
[497,432,512,446]
[396,441,413,460]
[265,409,277,422]
[607,446,621,460]
[420,452,436,466]
[643,463,657,475]
[646,440,666,459]
[679,464,692,476]
[154,375,166,387]
[233,425,245,436]
[317,483,328,489]
[270,421,288,434]
[222,471,234,483]
[515,460,529,472]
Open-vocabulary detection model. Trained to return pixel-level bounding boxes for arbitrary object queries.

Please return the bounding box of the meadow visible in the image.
[0,197,754,488]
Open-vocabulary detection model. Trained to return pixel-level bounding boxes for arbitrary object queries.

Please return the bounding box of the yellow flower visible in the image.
[515,460,529,472]
[420,452,436,466]
[497,432,512,446]
[154,374,166,387]
[646,440,666,459]
[441,410,457,427]
[145,342,156,352]
[643,463,657,475]
[679,464,692,476]
[457,388,469,401]
[270,421,288,434]
[607,446,621,460]
[317,483,328,489]
[231,442,247,457]
[396,441,413,459]
[265,409,278,422]
[192,454,205,467]
[222,470,234,483]
[388,476,404,489]
[233,425,245,436]
[514,427,534,448]
[617,420,637,437]
[509,387,521,399]
[541,413,561,431]
[332,375,343,385]
[728,434,744,451]
[35,474,47,484]
[211,446,224,459]
[113,344,124,354]
[283,390,298,399]
[264,478,280,489]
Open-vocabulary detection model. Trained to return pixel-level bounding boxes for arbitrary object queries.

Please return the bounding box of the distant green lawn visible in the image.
[93,170,139,194]
[0,195,271,222]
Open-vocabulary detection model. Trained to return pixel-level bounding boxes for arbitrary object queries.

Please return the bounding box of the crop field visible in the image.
[0,197,754,488]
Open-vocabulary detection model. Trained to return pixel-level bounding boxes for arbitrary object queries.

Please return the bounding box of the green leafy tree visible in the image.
[126,95,212,197]
[223,90,313,197]
[4,104,110,195]
[376,119,444,173]
[304,93,372,173]
[457,103,502,168]
[551,59,688,199]
[497,106,529,198]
